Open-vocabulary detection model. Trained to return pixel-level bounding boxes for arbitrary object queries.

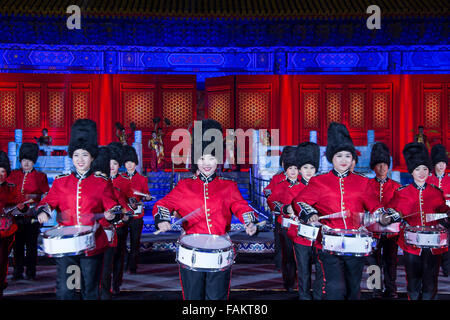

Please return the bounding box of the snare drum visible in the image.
[281,217,296,229]
[367,222,401,235]
[176,234,235,272]
[42,225,95,257]
[322,228,374,256]
[297,222,321,241]
[103,226,115,243]
[404,225,448,249]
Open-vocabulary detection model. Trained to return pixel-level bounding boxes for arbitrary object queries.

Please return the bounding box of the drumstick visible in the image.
[425,213,449,222]
[227,221,267,237]
[4,199,34,214]
[133,190,155,200]
[153,207,202,235]
[318,211,347,220]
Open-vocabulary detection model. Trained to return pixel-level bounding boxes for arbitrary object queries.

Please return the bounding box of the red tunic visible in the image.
[292,170,382,250]
[427,173,450,201]
[152,174,257,236]
[365,177,402,238]
[387,183,450,256]
[0,182,21,238]
[7,169,49,202]
[263,172,286,199]
[118,171,149,219]
[38,171,119,256]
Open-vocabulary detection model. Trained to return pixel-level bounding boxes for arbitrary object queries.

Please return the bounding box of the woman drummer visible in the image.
[36,119,120,300]
[266,145,301,292]
[380,143,450,300]
[0,151,27,298]
[282,142,321,300]
[289,122,383,300]
[152,119,257,300]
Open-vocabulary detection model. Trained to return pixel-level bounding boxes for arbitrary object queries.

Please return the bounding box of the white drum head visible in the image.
[180,234,231,250]
[45,225,93,238]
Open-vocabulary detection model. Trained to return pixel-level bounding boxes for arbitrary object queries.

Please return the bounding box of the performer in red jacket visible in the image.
[365,142,401,299]
[263,146,296,270]
[119,145,152,274]
[153,119,257,300]
[0,151,27,298]
[266,145,302,292]
[283,142,321,300]
[7,142,49,280]
[381,143,450,300]
[37,119,119,300]
[427,144,450,276]
[291,123,383,300]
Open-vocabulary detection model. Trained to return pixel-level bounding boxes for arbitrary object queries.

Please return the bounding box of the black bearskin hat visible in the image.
[0,150,11,176]
[68,119,99,159]
[19,142,39,163]
[122,145,139,165]
[296,142,320,170]
[431,144,448,166]
[107,142,124,167]
[279,146,296,167]
[326,122,357,163]
[191,119,223,173]
[370,142,391,170]
[403,142,432,173]
[91,147,111,178]
[282,146,298,171]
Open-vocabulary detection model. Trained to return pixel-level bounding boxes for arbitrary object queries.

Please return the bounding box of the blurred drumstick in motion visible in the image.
[153,207,202,235]
[318,211,347,220]
[133,190,155,201]
[425,213,450,222]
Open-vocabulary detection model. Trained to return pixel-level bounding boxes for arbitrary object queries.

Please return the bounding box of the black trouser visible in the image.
[179,266,231,300]
[100,225,128,299]
[293,243,319,300]
[0,234,14,298]
[316,249,365,300]
[126,217,143,272]
[279,225,296,290]
[13,217,40,278]
[273,216,282,269]
[404,250,441,300]
[365,235,399,294]
[441,251,449,273]
[54,253,104,300]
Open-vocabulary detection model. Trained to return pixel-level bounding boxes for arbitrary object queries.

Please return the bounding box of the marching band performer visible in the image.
[427,144,450,276]
[290,122,383,300]
[263,146,297,270]
[365,142,401,299]
[7,142,49,281]
[380,143,450,300]
[153,119,257,300]
[120,145,152,274]
[100,142,133,297]
[36,119,120,300]
[0,151,26,298]
[283,142,321,300]
[266,146,302,292]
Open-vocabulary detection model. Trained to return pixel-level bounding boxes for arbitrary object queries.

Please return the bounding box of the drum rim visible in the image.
[42,225,94,239]
[177,261,234,273]
[405,225,447,234]
[178,233,233,252]
[321,248,372,257]
[322,227,372,237]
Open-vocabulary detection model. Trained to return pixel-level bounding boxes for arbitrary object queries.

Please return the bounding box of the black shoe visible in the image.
[13,274,24,281]
[383,291,398,299]
[24,274,36,281]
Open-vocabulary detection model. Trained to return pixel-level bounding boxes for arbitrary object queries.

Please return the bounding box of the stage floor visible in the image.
[3,253,450,300]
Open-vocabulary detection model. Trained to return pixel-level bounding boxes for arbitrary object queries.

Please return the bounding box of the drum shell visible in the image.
[367,222,400,235]
[176,234,235,272]
[42,225,96,257]
[321,228,374,257]
[297,222,320,241]
[404,225,448,249]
